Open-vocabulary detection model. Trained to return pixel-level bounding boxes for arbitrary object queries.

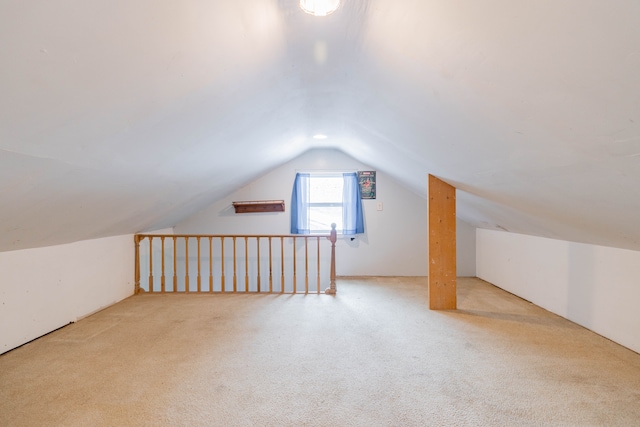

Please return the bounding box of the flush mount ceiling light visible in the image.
[313,134,328,139]
[300,0,341,16]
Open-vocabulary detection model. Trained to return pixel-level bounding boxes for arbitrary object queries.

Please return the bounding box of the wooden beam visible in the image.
[428,174,456,310]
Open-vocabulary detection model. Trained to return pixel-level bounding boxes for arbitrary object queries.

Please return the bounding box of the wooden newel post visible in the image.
[325,223,337,295]
[134,235,141,295]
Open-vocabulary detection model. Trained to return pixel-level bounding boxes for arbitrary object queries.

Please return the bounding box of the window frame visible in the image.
[290,171,364,236]
[306,173,345,235]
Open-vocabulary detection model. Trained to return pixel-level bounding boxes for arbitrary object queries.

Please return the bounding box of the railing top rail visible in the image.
[135,233,332,239]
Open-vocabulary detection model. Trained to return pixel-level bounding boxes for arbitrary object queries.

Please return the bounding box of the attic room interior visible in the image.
[2,0,640,425]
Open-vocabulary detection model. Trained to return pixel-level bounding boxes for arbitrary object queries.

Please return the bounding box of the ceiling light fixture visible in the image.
[300,0,341,16]
[313,134,328,140]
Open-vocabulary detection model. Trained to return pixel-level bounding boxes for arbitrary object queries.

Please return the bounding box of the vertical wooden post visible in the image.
[209,237,213,292]
[257,237,261,293]
[161,237,166,293]
[233,237,237,293]
[148,237,154,293]
[185,237,190,293]
[244,237,249,292]
[280,237,285,293]
[305,237,309,294]
[428,174,456,310]
[134,235,141,295]
[172,236,177,293]
[268,237,273,293]
[325,223,337,295]
[316,237,321,294]
[293,237,297,293]
[221,238,226,292]
[197,237,202,292]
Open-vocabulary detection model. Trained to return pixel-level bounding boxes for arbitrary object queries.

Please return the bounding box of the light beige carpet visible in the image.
[2,277,640,426]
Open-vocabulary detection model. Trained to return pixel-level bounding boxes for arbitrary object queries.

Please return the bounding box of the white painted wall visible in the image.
[457,219,476,277]
[0,235,135,354]
[175,149,476,277]
[476,229,640,354]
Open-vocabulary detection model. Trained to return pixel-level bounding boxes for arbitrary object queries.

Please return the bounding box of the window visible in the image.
[290,172,364,235]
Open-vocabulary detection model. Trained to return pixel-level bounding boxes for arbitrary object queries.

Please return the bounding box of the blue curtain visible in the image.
[290,173,310,234]
[342,172,364,235]
[290,172,364,235]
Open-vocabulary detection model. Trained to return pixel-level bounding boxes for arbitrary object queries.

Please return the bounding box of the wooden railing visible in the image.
[134,225,337,295]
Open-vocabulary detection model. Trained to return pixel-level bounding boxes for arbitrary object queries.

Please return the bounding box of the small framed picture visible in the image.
[358,171,376,199]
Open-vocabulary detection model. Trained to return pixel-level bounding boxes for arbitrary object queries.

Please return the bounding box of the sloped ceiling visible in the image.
[1,0,639,252]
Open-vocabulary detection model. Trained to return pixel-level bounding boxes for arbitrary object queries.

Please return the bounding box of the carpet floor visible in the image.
[1,277,640,426]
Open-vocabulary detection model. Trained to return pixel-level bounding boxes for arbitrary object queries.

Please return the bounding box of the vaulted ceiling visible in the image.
[1,0,640,252]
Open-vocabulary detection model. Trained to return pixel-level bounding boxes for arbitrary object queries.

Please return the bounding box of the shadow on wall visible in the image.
[566,243,595,328]
[219,204,283,218]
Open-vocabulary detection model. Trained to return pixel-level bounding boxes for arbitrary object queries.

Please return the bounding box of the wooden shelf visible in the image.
[232,200,285,214]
